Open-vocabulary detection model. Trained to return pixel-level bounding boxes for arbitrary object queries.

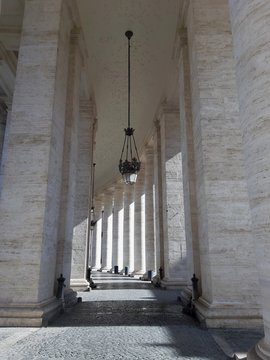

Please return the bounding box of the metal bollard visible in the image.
[159,267,163,280]
[191,273,199,300]
[56,274,66,299]
[147,270,153,281]
[114,265,119,274]
[86,267,91,281]
[124,266,128,276]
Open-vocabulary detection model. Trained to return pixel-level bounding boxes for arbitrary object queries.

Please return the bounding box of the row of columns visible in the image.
[176,1,270,358]
[0,0,96,325]
[90,109,187,287]
[89,1,270,358]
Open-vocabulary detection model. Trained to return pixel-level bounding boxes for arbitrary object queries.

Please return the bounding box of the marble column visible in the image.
[56,30,82,295]
[112,182,124,272]
[182,0,261,327]
[144,144,156,276]
[159,107,188,289]
[229,1,270,357]
[0,0,73,326]
[69,99,96,290]
[178,30,201,299]
[122,185,134,274]
[101,190,113,271]
[133,163,146,275]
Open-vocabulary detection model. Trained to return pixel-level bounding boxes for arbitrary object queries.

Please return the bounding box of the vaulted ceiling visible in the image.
[77,0,180,191]
[0,0,180,191]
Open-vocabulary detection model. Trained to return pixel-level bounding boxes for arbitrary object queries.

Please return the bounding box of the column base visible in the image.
[179,286,193,306]
[0,297,62,327]
[91,266,100,271]
[247,339,270,360]
[133,270,145,275]
[161,277,188,289]
[70,278,89,291]
[100,267,110,272]
[195,296,263,328]
[64,288,78,307]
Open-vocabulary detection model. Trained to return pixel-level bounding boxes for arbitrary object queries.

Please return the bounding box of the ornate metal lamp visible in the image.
[119,31,140,185]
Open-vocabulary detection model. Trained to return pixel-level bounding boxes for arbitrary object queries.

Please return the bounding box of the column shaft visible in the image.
[179,32,201,293]
[229,1,270,357]
[56,31,82,291]
[185,0,261,327]
[134,164,146,274]
[70,100,95,289]
[101,192,113,271]
[112,183,124,272]
[0,0,72,325]
[123,186,134,273]
[160,108,188,289]
[144,145,156,274]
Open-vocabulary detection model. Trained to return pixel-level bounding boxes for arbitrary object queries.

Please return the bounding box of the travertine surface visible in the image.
[111,182,124,271]
[134,163,146,274]
[0,0,72,325]
[91,195,103,270]
[179,32,201,286]
[56,32,82,288]
[144,145,156,273]
[70,99,94,289]
[160,109,187,288]
[123,185,134,273]
[185,0,261,326]
[101,191,113,271]
[229,0,270,356]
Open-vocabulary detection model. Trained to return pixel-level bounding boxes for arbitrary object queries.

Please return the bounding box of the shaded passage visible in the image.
[0,273,229,360]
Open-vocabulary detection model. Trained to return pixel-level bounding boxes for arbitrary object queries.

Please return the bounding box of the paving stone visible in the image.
[0,273,229,359]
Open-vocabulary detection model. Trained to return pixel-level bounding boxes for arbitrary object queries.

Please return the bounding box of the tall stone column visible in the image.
[91,196,103,271]
[182,0,261,327]
[159,107,187,289]
[0,102,7,168]
[153,124,164,275]
[144,144,156,276]
[178,30,201,299]
[56,30,82,294]
[122,185,134,273]
[112,182,124,272]
[133,163,146,275]
[101,190,113,271]
[229,1,270,358]
[69,99,96,290]
[0,0,74,326]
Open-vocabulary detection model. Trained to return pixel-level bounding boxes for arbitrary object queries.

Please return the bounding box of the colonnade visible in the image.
[90,110,186,284]
[0,1,270,359]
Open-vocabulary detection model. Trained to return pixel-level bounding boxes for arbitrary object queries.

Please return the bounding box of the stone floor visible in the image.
[0,272,264,360]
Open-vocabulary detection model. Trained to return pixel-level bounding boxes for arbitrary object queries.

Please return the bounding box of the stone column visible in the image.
[159,107,188,289]
[153,123,164,277]
[0,102,7,168]
[101,190,113,271]
[0,0,73,326]
[112,182,124,272]
[122,185,134,274]
[229,1,270,357]
[182,0,260,327]
[144,144,156,277]
[69,99,96,290]
[91,196,103,271]
[178,29,201,300]
[134,163,146,275]
[56,30,82,294]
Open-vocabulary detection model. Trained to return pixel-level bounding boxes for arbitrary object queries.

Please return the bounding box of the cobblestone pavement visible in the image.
[0,272,253,360]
